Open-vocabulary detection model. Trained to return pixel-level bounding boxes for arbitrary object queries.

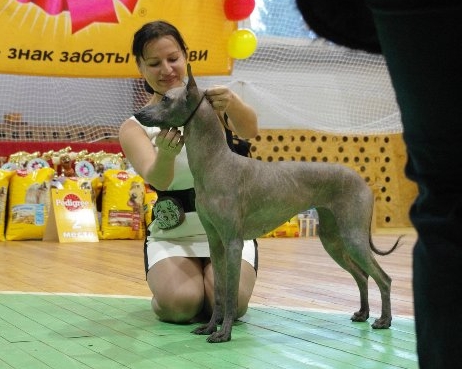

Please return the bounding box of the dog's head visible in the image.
[128,181,144,207]
[134,63,204,129]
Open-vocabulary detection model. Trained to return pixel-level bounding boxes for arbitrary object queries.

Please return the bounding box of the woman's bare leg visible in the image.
[147,257,205,323]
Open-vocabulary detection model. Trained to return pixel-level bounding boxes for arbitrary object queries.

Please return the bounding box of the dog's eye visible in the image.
[161,95,170,103]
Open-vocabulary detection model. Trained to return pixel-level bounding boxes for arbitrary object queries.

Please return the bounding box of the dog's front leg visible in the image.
[191,232,224,336]
[206,238,243,343]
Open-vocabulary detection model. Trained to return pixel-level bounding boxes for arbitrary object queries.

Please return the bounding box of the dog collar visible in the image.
[182,93,207,128]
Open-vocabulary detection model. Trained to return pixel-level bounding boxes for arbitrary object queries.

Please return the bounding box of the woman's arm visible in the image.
[205,86,258,139]
[118,119,183,190]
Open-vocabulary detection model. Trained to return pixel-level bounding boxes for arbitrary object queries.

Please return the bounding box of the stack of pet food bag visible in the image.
[0,147,157,241]
[0,147,301,241]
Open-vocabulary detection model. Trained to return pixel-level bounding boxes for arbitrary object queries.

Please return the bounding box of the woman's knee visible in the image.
[236,264,257,318]
[147,257,205,323]
[151,289,204,323]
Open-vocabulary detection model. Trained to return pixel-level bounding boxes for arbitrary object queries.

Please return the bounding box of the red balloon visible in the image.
[224,0,255,21]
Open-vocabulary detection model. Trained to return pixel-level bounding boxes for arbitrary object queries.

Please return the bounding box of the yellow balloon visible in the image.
[227,29,258,59]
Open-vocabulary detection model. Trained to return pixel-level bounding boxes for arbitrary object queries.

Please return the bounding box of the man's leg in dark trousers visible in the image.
[366,1,462,367]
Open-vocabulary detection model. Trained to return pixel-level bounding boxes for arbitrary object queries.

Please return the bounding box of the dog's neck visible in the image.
[183,96,234,177]
[182,93,207,128]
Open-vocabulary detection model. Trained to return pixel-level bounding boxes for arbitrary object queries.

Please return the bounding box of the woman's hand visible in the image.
[206,85,258,139]
[155,128,184,156]
[205,85,234,112]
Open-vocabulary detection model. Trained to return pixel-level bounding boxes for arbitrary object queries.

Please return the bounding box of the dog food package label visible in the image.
[60,176,102,228]
[99,169,146,240]
[144,184,158,226]
[5,167,55,241]
[0,170,15,241]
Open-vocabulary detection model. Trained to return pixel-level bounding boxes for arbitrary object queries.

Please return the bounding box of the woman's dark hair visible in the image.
[132,21,188,94]
[132,20,188,62]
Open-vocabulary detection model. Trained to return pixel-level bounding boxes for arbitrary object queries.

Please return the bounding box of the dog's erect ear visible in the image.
[186,63,197,91]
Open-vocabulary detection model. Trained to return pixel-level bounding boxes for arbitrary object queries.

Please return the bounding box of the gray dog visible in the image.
[135,64,401,343]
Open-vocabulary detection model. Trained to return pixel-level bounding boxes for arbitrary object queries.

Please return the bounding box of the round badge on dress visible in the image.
[153,196,186,230]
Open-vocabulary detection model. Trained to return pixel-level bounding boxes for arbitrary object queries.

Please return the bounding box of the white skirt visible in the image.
[144,212,258,273]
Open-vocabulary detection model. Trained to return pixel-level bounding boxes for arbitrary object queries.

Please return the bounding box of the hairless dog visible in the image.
[135,64,401,343]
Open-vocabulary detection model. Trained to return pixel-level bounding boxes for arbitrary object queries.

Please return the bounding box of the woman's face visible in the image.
[138,35,187,95]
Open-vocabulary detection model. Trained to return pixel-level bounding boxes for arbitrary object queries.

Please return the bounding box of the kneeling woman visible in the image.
[119,20,259,323]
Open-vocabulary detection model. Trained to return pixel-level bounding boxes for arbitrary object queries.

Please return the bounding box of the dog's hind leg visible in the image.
[339,243,392,328]
[344,262,370,323]
[341,246,392,328]
[317,208,393,328]
[359,256,392,329]
[316,208,372,323]
[318,237,371,322]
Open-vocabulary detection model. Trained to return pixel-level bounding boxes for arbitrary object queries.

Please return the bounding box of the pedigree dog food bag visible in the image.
[99,169,146,240]
[5,167,55,240]
[61,176,102,228]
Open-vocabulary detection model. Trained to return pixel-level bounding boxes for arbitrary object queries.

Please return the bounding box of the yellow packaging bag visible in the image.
[264,215,300,238]
[99,169,146,240]
[6,167,55,240]
[61,176,102,230]
[144,184,158,227]
[0,170,15,241]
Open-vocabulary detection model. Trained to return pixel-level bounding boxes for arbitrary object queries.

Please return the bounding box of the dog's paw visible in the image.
[371,317,391,329]
[191,323,217,336]
[206,330,231,343]
[350,309,369,322]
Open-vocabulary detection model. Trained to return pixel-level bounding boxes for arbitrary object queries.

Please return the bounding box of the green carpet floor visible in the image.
[0,293,417,369]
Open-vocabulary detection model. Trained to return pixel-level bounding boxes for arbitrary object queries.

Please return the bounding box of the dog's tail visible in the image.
[369,234,404,256]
